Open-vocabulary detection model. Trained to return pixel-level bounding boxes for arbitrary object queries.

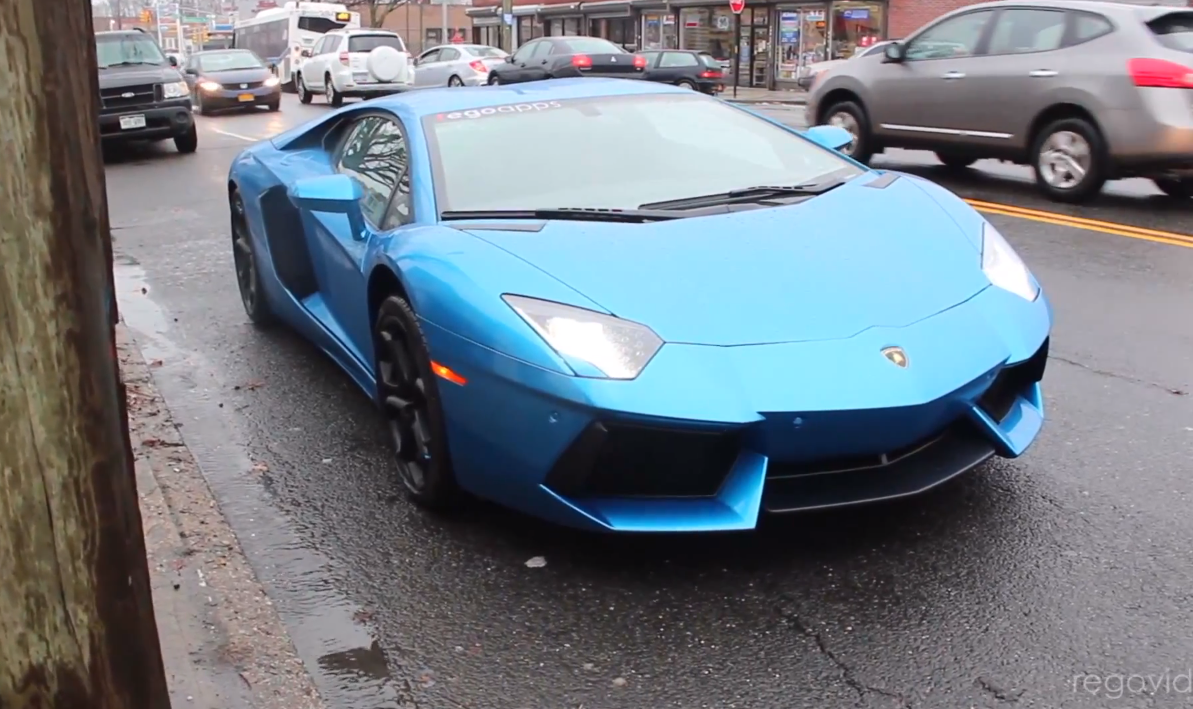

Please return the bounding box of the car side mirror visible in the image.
[168,55,178,67]
[882,42,905,63]
[289,175,366,239]
[300,49,311,58]
[804,125,854,152]
[506,54,516,63]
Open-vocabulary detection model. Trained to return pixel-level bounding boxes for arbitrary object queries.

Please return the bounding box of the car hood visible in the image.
[466,174,990,346]
[202,67,274,83]
[97,64,180,88]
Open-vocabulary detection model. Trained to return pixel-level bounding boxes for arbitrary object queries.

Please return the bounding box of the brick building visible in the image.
[374,3,475,55]
[465,0,1189,90]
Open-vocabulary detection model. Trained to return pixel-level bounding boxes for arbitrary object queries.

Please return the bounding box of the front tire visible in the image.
[230,192,275,326]
[1154,177,1192,199]
[677,79,697,90]
[448,75,464,87]
[1031,117,1107,203]
[325,75,344,107]
[196,92,212,116]
[487,72,502,85]
[373,295,458,509]
[174,124,198,153]
[936,151,977,170]
[297,73,313,104]
[267,100,281,112]
[823,100,872,163]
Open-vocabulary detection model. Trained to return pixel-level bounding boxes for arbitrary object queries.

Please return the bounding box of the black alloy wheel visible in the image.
[231,192,274,326]
[374,295,456,509]
[448,75,464,87]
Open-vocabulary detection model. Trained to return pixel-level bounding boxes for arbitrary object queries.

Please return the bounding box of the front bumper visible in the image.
[198,84,281,108]
[427,284,1052,533]
[99,99,193,140]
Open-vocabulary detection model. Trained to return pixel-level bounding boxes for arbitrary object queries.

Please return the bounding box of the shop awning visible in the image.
[465,5,498,16]
[538,2,583,15]
[512,4,541,15]
[580,0,631,17]
[472,15,501,26]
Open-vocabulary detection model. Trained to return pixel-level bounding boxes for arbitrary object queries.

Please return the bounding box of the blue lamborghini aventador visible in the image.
[226,78,1051,533]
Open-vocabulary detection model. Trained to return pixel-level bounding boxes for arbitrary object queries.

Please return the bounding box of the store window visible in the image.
[679,7,734,62]
[517,15,544,45]
[829,1,885,60]
[563,18,581,35]
[641,12,677,50]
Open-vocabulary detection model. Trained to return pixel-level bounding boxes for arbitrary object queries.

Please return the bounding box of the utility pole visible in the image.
[113,0,124,27]
[501,0,512,52]
[440,0,447,44]
[0,2,172,708]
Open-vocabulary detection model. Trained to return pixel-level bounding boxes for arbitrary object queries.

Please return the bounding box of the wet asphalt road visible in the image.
[107,94,1193,709]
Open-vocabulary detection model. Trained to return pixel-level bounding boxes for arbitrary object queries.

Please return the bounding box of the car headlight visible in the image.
[264,76,280,87]
[162,80,189,98]
[197,80,221,92]
[503,295,663,380]
[982,221,1039,301]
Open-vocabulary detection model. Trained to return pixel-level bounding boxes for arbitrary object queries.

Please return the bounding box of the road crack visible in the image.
[976,676,1024,703]
[775,598,912,708]
[1048,354,1186,396]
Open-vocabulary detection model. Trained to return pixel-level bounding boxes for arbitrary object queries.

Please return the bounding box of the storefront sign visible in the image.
[841,8,870,20]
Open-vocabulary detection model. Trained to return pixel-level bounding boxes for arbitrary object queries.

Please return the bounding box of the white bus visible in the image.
[233,1,360,91]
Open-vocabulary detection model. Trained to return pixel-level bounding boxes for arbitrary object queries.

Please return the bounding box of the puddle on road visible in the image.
[115,260,404,709]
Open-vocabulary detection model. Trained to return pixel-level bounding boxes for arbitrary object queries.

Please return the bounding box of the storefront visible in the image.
[542,2,584,35]
[514,4,545,45]
[466,6,503,47]
[770,1,885,88]
[636,2,677,51]
[583,0,634,49]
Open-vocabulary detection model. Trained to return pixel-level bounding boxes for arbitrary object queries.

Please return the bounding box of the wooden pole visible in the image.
[0,2,172,708]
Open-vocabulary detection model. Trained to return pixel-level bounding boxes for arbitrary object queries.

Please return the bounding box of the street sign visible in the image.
[729,0,745,13]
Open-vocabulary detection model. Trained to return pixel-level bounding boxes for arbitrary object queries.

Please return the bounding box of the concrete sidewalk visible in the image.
[722,86,807,105]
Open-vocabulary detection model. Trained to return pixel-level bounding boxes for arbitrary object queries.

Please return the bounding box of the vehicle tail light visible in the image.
[572,54,593,68]
[1127,58,1193,88]
[633,54,647,69]
[469,59,488,72]
[700,69,721,78]
[339,52,350,65]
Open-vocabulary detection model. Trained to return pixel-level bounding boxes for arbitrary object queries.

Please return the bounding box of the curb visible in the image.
[725,98,808,106]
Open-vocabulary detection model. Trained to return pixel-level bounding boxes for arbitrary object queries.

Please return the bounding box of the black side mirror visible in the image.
[168,55,178,67]
[506,54,516,63]
[882,42,905,63]
[300,49,311,58]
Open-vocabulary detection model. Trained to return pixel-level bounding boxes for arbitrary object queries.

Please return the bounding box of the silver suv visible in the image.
[805,0,1193,202]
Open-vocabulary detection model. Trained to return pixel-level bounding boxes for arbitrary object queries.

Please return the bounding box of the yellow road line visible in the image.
[964,198,1193,249]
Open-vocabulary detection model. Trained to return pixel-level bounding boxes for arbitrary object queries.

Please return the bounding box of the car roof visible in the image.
[370,76,692,117]
[944,0,1186,17]
[193,48,253,55]
[336,28,401,35]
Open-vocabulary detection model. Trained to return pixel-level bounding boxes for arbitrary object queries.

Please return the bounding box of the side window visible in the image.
[1067,12,1114,47]
[420,48,441,63]
[905,11,994,60]
[311,37,327,55]
[987,9,1066,55]
[335,116,411,229]
[512,41,538,62]
[660,52,699,68]
[184,56,198,72]
[535,42,557,58]
[640,51,660,66]
[439,47,460,61]
[320,35,340,54]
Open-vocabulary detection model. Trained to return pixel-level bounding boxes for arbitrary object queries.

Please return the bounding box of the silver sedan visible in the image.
[413,44,508,87]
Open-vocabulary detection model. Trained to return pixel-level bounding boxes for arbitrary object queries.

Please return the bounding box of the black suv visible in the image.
[95,28,197,153]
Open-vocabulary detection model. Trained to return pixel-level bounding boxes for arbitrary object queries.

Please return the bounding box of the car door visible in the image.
[414,48,443,86]
[867,9,996,147]
[960,7,1072,150]
[308,34,338,89]
[505,40,544,82]
[301,114,413,362]
[435,47,462,83]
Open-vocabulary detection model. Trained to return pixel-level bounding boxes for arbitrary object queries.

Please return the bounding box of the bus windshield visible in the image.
[297,16,348,34]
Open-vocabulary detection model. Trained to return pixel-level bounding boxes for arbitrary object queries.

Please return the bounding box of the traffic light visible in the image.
[139,9,152,23]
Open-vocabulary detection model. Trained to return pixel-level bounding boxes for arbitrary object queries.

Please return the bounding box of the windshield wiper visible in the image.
[439,208,688,223]
[639,180,847,210]
[102,60,159,67]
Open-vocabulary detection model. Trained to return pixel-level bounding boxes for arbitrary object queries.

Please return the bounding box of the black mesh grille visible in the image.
[978,337,1048,422]
[545,422,741,499]
[100,83,159,112]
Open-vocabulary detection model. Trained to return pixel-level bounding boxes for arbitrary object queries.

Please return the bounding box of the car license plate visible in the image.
[353,72,370,83]
[119,114,146,130]
[238,93,254,102]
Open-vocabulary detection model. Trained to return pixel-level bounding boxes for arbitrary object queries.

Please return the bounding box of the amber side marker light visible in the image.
[431,361,467,386]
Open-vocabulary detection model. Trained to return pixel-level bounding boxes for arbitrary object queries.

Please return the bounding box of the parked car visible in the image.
[640,49,724,94]
[94,28,196,153]
[487,36,646,85]
[182,48,281,114]
[797,40,897,89]
[806,0,1193,202]
[413,44,508,87]
[295,28,413,106]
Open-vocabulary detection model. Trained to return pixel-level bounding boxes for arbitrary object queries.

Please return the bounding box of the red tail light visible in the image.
[633,54,647,69]
[571,54,592,68]
[338,52,350,65]
[469,59,488,72]
[1128,58,1193,88]
[700,69,722,79]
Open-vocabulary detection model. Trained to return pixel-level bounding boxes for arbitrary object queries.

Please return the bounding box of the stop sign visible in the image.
[729,0,745,14]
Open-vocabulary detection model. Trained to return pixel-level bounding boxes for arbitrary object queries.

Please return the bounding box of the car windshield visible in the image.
[349,34,406,53]
[198,50,263,71]
[1148,12,1193,52]
[562,38,625,54]
[424,94,863,212]
[469,45,507,58]
[95,33,166,68]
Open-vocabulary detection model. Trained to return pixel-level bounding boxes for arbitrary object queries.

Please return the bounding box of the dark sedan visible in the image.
[487,36,646,86]
[640,49,724,94]
[182,49,281,114]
